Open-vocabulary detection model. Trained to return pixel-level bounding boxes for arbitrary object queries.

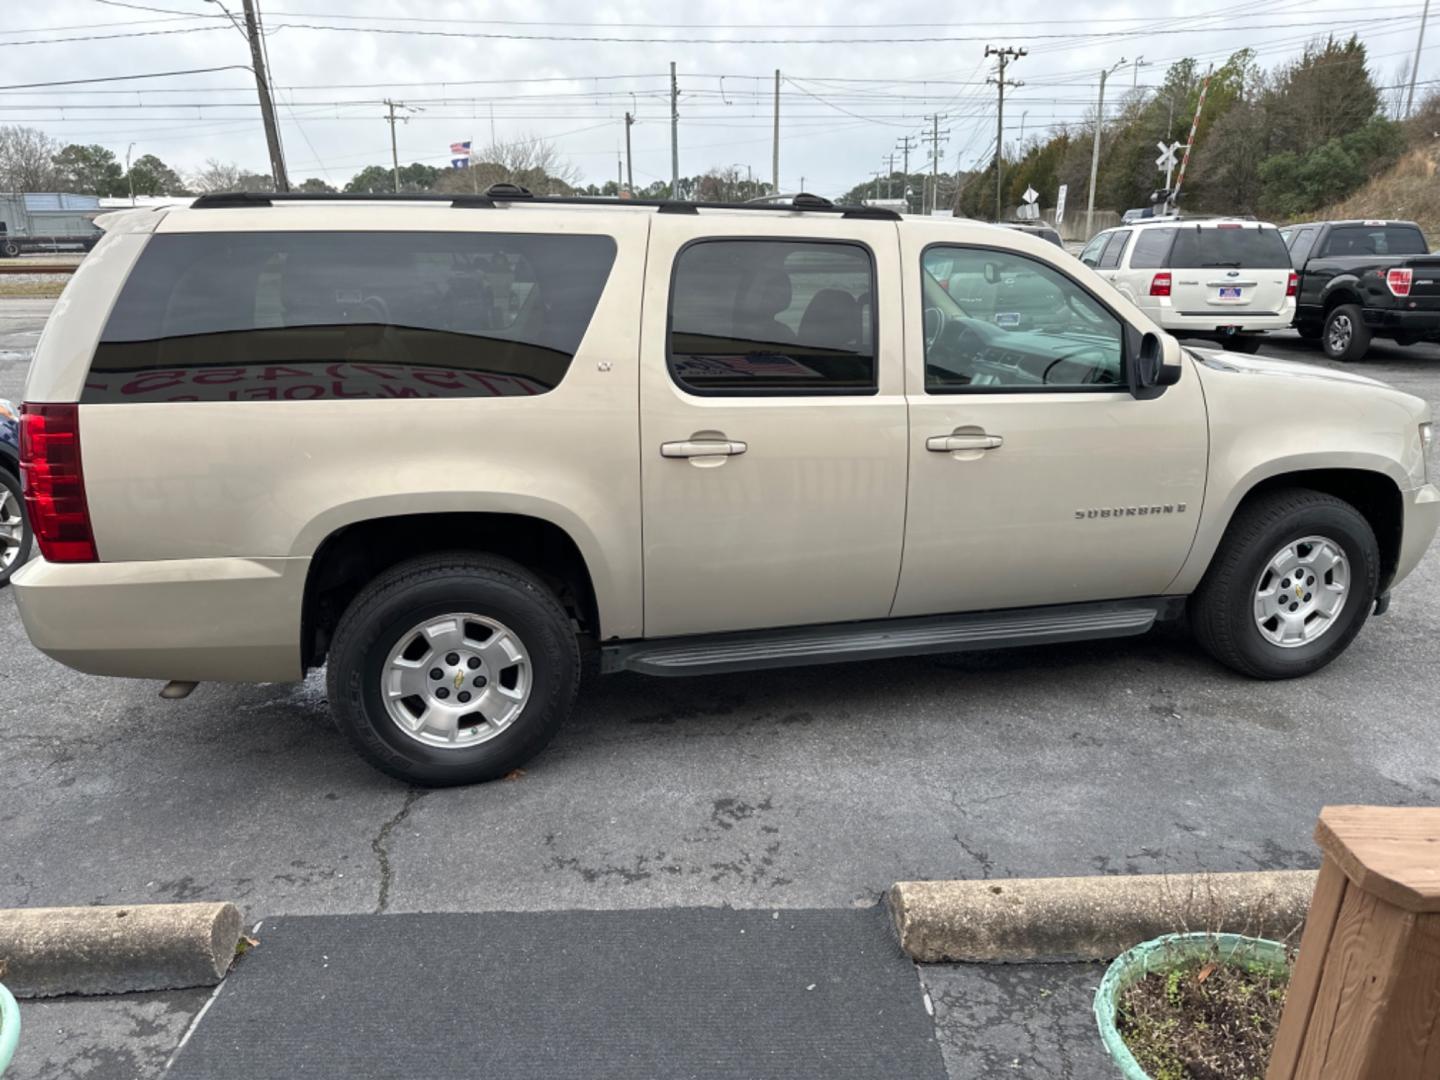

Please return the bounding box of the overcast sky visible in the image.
[1,0,1435,196]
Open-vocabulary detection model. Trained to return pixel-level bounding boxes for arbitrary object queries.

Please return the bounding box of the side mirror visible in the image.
[1133,332,1182,394]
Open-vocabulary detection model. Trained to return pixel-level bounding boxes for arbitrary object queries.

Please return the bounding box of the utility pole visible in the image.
[670,61,680,199]
[1086,59,1126,238]
[383,99,411,193]
[895,134,916,212]
[617,152,623,192]
[125,143,136,206]
[241,0,289,191]
[886,152,896,198]
[624,111,635,194]
[985,45,1025,222]
[928,113,950,216]
[772,70,781,195]
[1406,0,1432,118]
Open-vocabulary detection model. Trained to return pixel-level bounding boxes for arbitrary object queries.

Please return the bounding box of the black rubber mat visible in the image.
[167,907,945,1080]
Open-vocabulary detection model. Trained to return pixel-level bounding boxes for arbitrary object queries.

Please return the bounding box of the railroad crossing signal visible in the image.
[1155,141,1183,171]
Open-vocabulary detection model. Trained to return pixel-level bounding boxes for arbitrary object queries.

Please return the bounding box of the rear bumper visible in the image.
[1394,483,1440,590]
[11,555,308,682]
[1363,307,1440,338]
[1147,305,1294,335]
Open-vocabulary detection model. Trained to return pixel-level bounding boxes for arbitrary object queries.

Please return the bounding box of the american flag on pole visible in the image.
[450,140,471,155]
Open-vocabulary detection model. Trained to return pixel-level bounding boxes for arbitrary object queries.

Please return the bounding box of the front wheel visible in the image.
[1189,489,1378,679]
[327,553,580,786]
[0,469,32,587]
[1322,304,1371,362]
[0,240,18,258]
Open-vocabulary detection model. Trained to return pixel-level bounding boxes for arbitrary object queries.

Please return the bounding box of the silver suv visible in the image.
[12,190,1438,785]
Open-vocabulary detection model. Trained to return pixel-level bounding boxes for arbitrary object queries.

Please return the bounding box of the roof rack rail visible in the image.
[189,187,901,220]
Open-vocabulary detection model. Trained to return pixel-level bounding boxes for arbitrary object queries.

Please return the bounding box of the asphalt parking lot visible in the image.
[4,298,1440,1076]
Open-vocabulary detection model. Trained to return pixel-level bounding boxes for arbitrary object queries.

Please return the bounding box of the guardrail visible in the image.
[0,263,77,275]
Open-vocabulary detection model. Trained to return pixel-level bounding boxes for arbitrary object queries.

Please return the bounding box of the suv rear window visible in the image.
[1320,224,1428,257]
[85,231,617,403]
[1168,226,1291,269]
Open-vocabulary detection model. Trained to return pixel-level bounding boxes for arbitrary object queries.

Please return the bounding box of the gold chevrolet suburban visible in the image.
[12,188,1438,785]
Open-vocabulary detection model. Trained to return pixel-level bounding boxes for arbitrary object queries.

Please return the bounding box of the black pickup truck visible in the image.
[1279,219,1440,361]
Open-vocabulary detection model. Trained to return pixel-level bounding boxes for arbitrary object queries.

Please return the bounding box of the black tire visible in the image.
[0,240,17,258]
[0,467,32,588]
[1322,303,1371,361]
[1295,323,1323,341]
[1189,489,1378,679]
[1221,335,1262,354]
[326,552,580,786]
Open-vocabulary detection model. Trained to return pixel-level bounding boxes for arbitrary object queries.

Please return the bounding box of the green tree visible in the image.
[125,154,188,196]
[296,177,337,193]
[345,162,439,193]
[52,144,125,197]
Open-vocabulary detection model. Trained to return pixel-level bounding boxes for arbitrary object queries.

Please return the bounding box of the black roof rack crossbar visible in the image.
[189,188,902,220]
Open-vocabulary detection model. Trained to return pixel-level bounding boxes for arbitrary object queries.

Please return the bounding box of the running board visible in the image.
[602,598,1184,677]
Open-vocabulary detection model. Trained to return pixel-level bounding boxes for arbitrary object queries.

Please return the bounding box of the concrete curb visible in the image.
[888,870,1317,963]
[0,903,241,998]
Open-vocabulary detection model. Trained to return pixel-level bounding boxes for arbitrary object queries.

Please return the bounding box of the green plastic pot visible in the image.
[1093,931,1290,1080]
[0,981,17,1076]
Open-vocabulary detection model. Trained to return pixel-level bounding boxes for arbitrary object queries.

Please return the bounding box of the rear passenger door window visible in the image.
[1128,228,1176,269]
[86,231,617,402]
[921,246,1123,391]
[668,239,876,394]
[1097,229,1131,270]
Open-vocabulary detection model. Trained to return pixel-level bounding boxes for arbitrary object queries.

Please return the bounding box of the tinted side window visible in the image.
[1288,226,1319,265]
[1098,229,1132,269]
[86,231,616,403]
[1129,228,1177,269]
[1320,224,1427,257]
[668,239,876,394]
[922,246,1123,392]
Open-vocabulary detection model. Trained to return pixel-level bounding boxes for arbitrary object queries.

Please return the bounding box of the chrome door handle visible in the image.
[660,439,748,458]
[926,433,1003,452]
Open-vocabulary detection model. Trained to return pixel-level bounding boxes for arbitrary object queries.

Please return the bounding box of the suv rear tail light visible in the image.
[18,403,97,563]
[1286,271,1298,297]
[1149,272,1172,297]
[1386,267,1413,297]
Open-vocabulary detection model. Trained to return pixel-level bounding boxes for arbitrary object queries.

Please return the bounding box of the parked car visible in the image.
[10,189,1437,785]
[0,398,30,587]
[999,221,1064,248]
[1279,220,1440,361]
[1080,217,1295,353]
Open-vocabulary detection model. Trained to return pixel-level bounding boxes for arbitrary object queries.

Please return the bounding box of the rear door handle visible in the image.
[661,439,748,458]
[926,433,1003,452]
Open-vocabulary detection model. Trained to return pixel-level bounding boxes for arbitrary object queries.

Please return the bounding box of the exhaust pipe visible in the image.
[159,680,198,700]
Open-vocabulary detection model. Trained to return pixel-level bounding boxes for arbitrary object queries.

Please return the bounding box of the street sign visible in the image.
[1055,183,1068,225]
[1022,185,1039,205]
[1014,203,1039,220]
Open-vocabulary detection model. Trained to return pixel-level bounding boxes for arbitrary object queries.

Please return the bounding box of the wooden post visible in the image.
[1266,806,1440,1080]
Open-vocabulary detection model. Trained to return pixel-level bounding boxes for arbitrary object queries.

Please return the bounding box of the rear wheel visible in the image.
[327,553,580,786]
[0,469,31,587]
[1322,304,1371,361]
[1221,335,1262,354]
[0,240,18,258]
[1189,489,1378,679]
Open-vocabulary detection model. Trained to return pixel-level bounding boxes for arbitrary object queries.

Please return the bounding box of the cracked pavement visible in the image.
[5,299,1440,1076]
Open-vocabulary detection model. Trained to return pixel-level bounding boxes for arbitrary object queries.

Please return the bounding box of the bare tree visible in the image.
[188,159,245,193]
[0,125,61,192]
[435,134,582,195]
[1387,60,1413,121]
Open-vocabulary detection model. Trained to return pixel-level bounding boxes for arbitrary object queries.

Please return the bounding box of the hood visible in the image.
[1186,346,1389,389]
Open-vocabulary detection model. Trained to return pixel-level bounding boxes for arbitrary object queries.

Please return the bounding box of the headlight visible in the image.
[1422,422,1434,482]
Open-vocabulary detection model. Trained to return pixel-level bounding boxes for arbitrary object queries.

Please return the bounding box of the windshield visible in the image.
[1169,226,1290,269]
